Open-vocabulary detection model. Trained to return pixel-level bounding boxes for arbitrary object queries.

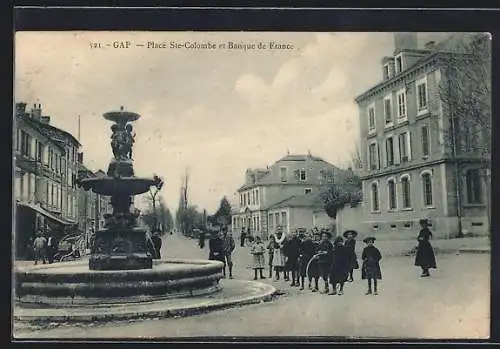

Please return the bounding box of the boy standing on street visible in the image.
[316,230,334,294]
[33,232,47,265]
[361,237,382,295]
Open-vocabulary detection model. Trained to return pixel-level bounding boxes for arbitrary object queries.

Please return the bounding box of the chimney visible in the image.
[394,32,418,52]
[16,102,27,114]
[31,103,42,120]
[424,40,436,50]
[40,116,51,124]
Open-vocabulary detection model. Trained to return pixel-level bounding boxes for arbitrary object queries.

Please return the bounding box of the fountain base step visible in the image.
[89,253,153,270]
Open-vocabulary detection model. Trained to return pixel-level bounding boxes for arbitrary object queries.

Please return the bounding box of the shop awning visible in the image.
[16,202,75,226]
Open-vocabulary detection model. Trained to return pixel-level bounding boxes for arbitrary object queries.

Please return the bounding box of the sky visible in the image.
[14,31,451,213]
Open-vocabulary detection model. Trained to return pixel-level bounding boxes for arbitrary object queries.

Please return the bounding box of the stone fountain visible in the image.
[14,108,228,310]
[13,107,276,325]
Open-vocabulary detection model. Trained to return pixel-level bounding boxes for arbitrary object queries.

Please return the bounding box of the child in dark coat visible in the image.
[298,232,315,290]
[309,231,321,292]
[316,231,334,294]
[330,236,350,296]
[284,230,301,287]
[361,237,382,295]
[343,230,359,282]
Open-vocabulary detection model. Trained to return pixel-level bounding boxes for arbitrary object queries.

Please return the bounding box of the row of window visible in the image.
[16,128,79,167]
[240,188,260,207]
[370,174,431,212]
[369,168,484,212]
[232,215,262,232]
[368,125,431,171]
[368,77,429,131]
[278,167,334,183]
[268,211,288,232]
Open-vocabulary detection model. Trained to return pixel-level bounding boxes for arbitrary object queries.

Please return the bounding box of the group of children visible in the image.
[249,228,382,296]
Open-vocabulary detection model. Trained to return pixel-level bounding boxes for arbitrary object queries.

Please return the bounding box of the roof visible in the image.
[31,117,81,146]
[355,33,480,104]
[267,193,325,210]
[277,154,325,162]
[17,114,67,152]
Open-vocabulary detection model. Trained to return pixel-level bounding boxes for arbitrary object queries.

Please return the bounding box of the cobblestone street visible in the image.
[14,234,490,339]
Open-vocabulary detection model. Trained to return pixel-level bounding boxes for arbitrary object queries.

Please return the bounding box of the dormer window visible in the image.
[383,64,390,80]
[395,54,403,74]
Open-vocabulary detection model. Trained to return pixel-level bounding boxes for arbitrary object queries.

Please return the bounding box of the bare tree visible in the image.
[438,33,491,236]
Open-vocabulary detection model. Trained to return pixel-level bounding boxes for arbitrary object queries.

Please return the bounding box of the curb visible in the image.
[14,281,277,324]
[458,249,490,254]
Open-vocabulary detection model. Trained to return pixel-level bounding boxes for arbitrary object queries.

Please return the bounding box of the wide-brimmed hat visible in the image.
[343,230,358,238]
[363,236,376,243]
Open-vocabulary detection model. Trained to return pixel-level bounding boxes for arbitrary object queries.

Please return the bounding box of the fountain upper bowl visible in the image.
[103,110,140,124]
[78,177,158,196]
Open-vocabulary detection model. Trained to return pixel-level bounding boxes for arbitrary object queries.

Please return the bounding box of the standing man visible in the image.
[33,231,47,265]
[209,229,227,276]
[151,230,162,259]
[284,229,301,287]
[222,226,236,279]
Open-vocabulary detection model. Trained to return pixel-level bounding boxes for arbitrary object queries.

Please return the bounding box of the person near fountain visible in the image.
[343,230,359,282]
[329,236,350,296]
[208,229,226,275]
[151,230,162,259]
[361,237,382,295]
[222,227,236,279]
[415,218,437,277]
[198,229,206,249]
[316,230,334,294]
[250,235,266,280]
[33,231,47,265]
[284,229,301,287]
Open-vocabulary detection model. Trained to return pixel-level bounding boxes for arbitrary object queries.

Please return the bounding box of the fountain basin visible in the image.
[103,110,140,124]
[78,177,158,196]
[14,259,224,306]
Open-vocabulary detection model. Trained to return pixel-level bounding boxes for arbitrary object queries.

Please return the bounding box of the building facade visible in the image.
[14,103,77,258]
[355,33,489,239]
[231,153,342,239]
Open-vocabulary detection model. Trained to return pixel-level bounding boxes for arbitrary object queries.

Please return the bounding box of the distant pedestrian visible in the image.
[250,236,266,280]
[330,236,350,296]
[46,234,58,264]
[266,237,277,278]
[284,229,301,287]
[198,229,206,249]
[272,228,287,281]
[33,232,47,265]
[240,228,246,247]
[316,230,334,294]
[415,219,437,277]
[222,227,236,279]
[362,237,382,295]
[209,230,226,276]
[343,230,359,282]
[151,230,162,259]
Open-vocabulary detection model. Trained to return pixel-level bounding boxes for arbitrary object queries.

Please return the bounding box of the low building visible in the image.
[231,153,343,239]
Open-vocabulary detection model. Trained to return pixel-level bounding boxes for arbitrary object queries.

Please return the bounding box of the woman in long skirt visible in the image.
[250,236,266,280]
[415,218,437,277]
[330,236,350,295]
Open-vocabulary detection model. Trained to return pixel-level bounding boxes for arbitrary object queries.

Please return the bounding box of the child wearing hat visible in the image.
[330,236,350,295]
[343,230,359,282]
[316,230,334,294]
[361,237,382,295]
[415,218,437,277]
